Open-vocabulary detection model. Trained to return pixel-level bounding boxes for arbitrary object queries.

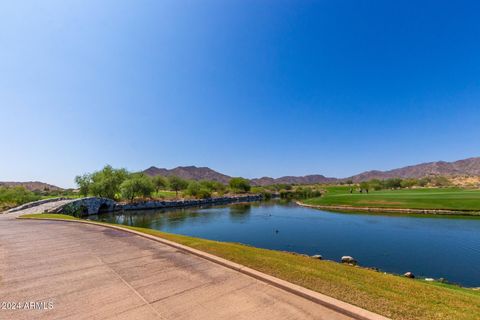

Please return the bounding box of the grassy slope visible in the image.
[19,214,480,320]
[305,187,480,211]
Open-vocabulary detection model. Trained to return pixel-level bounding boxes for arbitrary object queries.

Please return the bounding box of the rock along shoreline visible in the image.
[118,194,263,211]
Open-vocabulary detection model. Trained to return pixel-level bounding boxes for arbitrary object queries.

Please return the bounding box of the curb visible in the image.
[18,216,390,320]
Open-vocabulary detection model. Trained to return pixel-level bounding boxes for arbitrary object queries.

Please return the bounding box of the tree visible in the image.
[120,173,155,202]
[418,177,430,187]
[185,181,212,199]
[197,188,212,199]
[199,180,226,194]
[384,178,402,190]
[186,181,201,197]
[88,165,129,200]
[168,176,189,198]
[152,176,168,193]
[229,177,251,193]
[368,179,382,191]
[432,176,450,187]
[74,174,92,197]
[359,181,370,193]
[401,178,418,189]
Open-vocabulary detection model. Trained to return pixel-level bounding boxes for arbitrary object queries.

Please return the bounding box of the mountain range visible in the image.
[0,181,64,191]
[347,157,480,182]
[143,157,480,186]
[4,157,480,189]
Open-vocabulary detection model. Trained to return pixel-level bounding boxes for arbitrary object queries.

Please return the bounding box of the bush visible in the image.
[186,181,213,199]
[197,188,212,199]
[251,186,273,199]
[229,177,251,193]
[0,186,40,210]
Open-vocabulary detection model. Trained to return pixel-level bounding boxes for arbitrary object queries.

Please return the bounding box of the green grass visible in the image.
[305,187,480,212]
[19,213,480,320]
[39,194,83,200]
[19,213,80,220]
[152,190,181,199]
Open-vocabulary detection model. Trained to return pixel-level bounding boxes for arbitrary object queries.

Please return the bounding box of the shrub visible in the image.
[229,177,251,193]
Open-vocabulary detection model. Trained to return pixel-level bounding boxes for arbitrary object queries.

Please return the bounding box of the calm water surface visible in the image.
[89,201,480,287]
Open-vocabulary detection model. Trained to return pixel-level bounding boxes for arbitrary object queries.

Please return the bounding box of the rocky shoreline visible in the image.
[119,195,263,211]
[296,201,480,216]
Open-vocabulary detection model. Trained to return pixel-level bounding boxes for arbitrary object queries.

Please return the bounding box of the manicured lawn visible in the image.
[305,187,480,211]
[19,213,480,320]
[152,190,181,199]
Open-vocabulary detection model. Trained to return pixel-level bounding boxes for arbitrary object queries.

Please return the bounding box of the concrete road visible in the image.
[0,214,354,320]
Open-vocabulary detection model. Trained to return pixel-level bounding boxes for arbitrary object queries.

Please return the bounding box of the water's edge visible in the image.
[297,201,480,216]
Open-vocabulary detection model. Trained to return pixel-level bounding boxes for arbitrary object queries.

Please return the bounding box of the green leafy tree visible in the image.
[368,179,382,191]
[88,165,129,200]
[120,173,155,202]
[186,181,201,197]
[168,176,189,198]
[74,174,92,197]
[197,188,212,199]
[401,178,418,189]
[199,180,226,194]
[359,181,370,193]
[151,176,168,193]
[186,181,212,199]
[384,178,402,190]
[229,177,251,193]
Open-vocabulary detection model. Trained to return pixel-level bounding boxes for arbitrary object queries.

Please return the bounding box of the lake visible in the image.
[89,200,480,287]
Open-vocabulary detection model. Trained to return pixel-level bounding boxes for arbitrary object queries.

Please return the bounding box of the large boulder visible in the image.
[311,254,323,260]
[404,272,415,279]
[341,256,357,265]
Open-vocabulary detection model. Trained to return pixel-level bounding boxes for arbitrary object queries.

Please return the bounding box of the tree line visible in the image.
[75,165,252,201]
[350,176,452,193]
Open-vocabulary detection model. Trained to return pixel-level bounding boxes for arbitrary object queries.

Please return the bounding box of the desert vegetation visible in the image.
[0,186,40,211]
[0,185,78,211]
[74,165,256,202]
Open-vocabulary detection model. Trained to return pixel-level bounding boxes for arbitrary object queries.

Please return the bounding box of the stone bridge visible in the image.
[4,197,117,216]
[51,197,117,215]
[5,195,264,216]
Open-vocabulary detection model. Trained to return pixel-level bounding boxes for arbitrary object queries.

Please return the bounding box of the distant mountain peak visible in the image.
[143,157,480,185]
[143,165,231,184]
[346,157,480,182]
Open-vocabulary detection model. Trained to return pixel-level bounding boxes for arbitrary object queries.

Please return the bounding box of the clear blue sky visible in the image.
[1,0,479,188]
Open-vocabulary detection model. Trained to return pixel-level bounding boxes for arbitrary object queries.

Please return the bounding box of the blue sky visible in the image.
[1,0,480,187]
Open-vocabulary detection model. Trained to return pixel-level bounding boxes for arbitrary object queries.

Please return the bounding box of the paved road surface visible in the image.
[0,213,353,320]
